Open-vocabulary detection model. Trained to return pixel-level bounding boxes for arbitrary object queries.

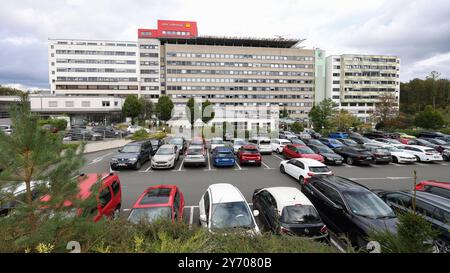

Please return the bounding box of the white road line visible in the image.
[88,152,113,165]
[261,161,273,169]
[189,206,194,230]
[349,177,412,181]
[392,163,405,167]
[123,208,131,212]
[272,154,285,161]
[344,164,354,168]
[415,162,427,166]
[177,157,185,171]
[439,163,448,166]
[330,238,346,253]
[207,151,212,171]
[234,161,242,170]
[140,165,153,172]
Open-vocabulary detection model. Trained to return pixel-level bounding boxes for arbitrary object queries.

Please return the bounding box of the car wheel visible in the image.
[392,156,398,163]
[415,155,421,162]
[280,165,285,174]
[298,176,305,185]
[134,161,142,170]
[346,157,354,165]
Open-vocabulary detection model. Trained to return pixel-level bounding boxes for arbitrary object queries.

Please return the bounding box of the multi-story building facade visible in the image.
[325,54,400,122]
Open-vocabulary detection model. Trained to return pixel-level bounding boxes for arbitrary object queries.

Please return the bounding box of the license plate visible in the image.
[366,157,372,160]
[335,161,342,163]
[248,160,255,163]
[118,163,126,166]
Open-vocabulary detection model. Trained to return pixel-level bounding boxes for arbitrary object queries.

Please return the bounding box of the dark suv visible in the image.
[110,140,153,170]
[92,126,120,138]
[301,175,398,248]
[376,190,450,253]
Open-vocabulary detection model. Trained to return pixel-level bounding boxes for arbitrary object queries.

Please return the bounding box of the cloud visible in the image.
[0,0,449,89]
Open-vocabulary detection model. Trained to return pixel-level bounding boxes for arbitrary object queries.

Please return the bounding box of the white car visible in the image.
[150,144,180,169]
[279,158,332,185]
[210,137,225,152]
[127,125,150,134]
[271,138,292,154]
[249,137,272,154]
[253,187,328,239]
[232,138,246,154]
[0,125,12,135]
[378,145,416,164]
[198,183,260,235]
[395,145,443,162]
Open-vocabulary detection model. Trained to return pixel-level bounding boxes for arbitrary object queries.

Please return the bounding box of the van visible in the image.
[249,137,272,154]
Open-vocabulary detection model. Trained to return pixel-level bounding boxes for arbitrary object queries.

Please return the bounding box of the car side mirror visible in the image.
[199,214,207,222]
[253,210,260,217]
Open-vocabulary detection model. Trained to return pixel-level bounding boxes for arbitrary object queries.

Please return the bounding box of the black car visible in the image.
[301,175,398,248]
[418,131,448,139]
[149,138,164,155]
[376,190,450,253]
[334,146,375,165]
[309,144,344,165]
[420,138,450,153]
[349,136,373,145]
[363,131,387,139]
[67,128,101,141]
[302,138,327,147]
[166,137,187,153]
[252,187,329,240]
[92,126,120,138]
[305,130,322,139]
[110,140,153,170]
[337,138,360,147]
[365,146,392,164]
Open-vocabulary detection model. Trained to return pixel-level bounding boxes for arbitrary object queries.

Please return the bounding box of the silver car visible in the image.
[183,146,207,167]
[151,144,179,169]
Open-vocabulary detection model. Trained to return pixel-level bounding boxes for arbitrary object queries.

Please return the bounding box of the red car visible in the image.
[40,173,122,222]
[237,144,262,166]
[127,185,184,224]
[282,144,324,163]
[415,180,450,199]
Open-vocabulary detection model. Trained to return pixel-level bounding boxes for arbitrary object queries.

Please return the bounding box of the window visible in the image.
[65,101,74,107]
[99,187,112,207]
[102,101,110,107]
[48,101,58,107]
[111,181,120,196]
[82,101,90,107]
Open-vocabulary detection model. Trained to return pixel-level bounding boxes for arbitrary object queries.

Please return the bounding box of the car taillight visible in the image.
[320,225,328,234]
[307,172,315,176]
[280,226,290,234]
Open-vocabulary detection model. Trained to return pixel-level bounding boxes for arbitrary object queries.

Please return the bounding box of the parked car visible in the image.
[302,138,328,148]
[373,138,402,145]
[110,140,153,170]
[92,126,120,138]
[363,131,387,139]
[211,147,235,167]
[436,136,450,145]
[333,146,375,165]
[249,137,272,154]
[210,137,225,152]
[166,137,187,154]
[296,132,311,139]
[364,146,392,164]
[308,145,344,165]
[149,139,164,155]
[0,125,12,135]
[199,183,260,234]
[319,138,345,149]
[418,131,448,139]
[151,144,180,169]
[183,146,207,167]
[304,129,322,139]
[237,144,262,166]
[282,144,324,163]
[126,125,150,134]
[232,138,246,154]
[409,138,440,150]
[443,149,450,161]
[40,173,122,222]
[420,137,450,153]
[279,131,298,140]
[394,145,443,162]
[377,190,449,252]
[127,185,184,224]
[349,136,374,145]
[271,138,291,154]
[375,145,417,164]
[337,138,360,147]
[67,128,102,141]
[328,132,349,139]
[415,180,450,199]
[302,175,398,248]
[252,187,328,240]
[290,138,306,145]
[190,137,207,148]
[279,158,332,184]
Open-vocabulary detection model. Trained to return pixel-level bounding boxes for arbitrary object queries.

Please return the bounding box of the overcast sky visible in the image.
[1,0,449,90]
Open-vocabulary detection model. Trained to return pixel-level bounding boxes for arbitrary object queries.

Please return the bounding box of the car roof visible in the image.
[418,180,450,190]
[407,145,434,150]
[133,185,177,208]
[159,144,175,149]
[208,183,245,204]
[290,144,307,147]
[264,187,313,210]
[242,144,258,149]
[292,158,326,166]
[215,146,232,152]
[396,191,450,210]
[311,175,370,192]
[276,138,291,142]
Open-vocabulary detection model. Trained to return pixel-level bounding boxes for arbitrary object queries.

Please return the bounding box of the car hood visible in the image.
[152,154,175,161]
[113,152,139,159]
[391,151,415,158]
[354,215,398,235]
[322,153,343,160]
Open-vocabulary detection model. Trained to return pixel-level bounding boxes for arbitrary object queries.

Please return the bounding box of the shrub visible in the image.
[131,129,150,141]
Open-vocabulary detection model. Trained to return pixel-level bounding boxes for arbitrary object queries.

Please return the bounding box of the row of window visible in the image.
[344,65,398,70]
[140,69,159,74]
[344,72,398,78]
[344,88,397,92]
[56,68,136,73]
[47,100,119,108]
[167,77,313,84]
[56,77,138,82]
[141,86,159,91]
[345,57,398,63]
[142,78,159,82]
[167,52,314,61]
[140,53,159,58]
[54,41,137,47]
[56,85,139,90]
[343,95,398,100]
[140,44,159,49]
[55,50,136,56]
[141,61,159,66]
[56,59,136,65]
[166,69,313,77]
[166,60,314,69]
[344,80,398,85]
[172,99,312,109]
[171,94,312,100]
[161,30,191,36]
[167,86,313,92]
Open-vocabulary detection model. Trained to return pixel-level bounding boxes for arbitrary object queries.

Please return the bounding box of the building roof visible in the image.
[159,35,305,48]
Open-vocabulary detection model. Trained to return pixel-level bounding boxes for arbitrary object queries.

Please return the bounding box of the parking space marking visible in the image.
[272,154,285,161]
[189,206,194,229]
[392,163,406,167]
[261,161,273,170]
[207,151,212,171]
[139,165,153,173]
[123,208,131,212]
[174,157,186,172]
[87,152,113,165]
[370,164,382,168]
[415,162,428,166]
[344,164,354,168]
[439,162,448,166]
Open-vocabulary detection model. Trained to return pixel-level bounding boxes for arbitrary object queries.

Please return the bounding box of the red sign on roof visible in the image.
[138,20,198,39]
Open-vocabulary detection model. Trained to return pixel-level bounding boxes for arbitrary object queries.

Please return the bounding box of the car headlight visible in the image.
[111,158,118,162]
[129,158,137,162]
[169,156,175,161]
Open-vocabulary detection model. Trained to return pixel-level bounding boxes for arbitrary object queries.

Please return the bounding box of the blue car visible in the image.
[319,138,345,149]
[212,147,236,167]
[328,132,349,139]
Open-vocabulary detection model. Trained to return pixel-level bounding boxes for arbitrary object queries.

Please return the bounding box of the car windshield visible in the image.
[431,139,446,145]
[234,140,246,146]
[217,151,233,157]
[374,148,389,154]
[211,201,254,229]
[187,148,203,155]
[150,140,159,145]
[128,207,172,224]
[329,139,341,144]
[345,139,358,144]
[424,148,436,153]
[291,139,305,145]
[296,146,315,154]
[308,140,323,145]
[212,139,224,144]
[120,145,140,153]
[386,146,401,152]
[309,166,330,173]
[156,147,173,155]
[191,140,204,145]
[168,138,183,145]
[280,205,322,224]
[316,146,334,153]
[343,191,396,219]
[243,148,259,154]
[259,140,271,145]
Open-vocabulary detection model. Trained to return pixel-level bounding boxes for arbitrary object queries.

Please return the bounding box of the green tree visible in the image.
[0,94,85,229]
[202,99,215,124]
[414,105,445,129]
[185,98,200,126]
[426,71,441,110]
[122,95,142,124]
[139,97,154,120]
[372,93,399,124]
[308,99,336,133]
[280,106,289,119]
[0,85,24,96]
[290,122,304,134]
[155,96,174,122]
[332,110,360,132]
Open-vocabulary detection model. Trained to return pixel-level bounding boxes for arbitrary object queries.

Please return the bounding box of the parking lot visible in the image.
[81,146,450,229]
